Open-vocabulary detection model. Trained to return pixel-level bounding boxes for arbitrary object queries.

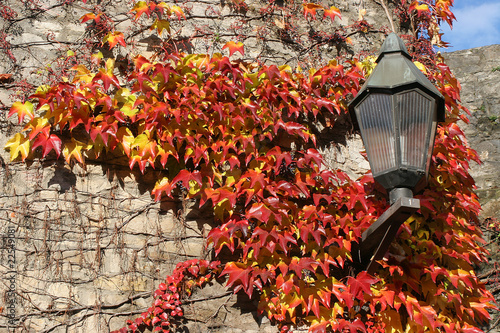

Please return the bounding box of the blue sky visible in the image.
[438,0,500,51]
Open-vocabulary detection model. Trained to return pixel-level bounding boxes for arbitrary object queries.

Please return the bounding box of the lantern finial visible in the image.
[376,33,411,62]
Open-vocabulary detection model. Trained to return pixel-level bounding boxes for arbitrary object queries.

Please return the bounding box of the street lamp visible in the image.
[348,33,445,274]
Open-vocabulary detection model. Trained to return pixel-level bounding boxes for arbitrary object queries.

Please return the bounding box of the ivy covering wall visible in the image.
[0,0,496,332]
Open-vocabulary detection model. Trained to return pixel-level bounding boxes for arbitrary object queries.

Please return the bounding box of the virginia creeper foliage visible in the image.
[4,0,496,332]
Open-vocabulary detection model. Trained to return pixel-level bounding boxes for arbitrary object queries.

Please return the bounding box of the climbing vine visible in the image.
[4,0,496,332]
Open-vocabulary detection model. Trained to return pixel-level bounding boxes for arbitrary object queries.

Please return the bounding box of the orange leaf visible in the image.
[25,117,50,140]
[409,1,430,16]
[92,59,121,90]
[170,5,185,19]
[80,12,97,23]
[130,1,153,20]
[8,101,34,123]
[220,262,251,292]
[324,6,341,22]
[223,41,244,57]
[102,31,126,49]
[470,301,492,322]
[0,73,13,81]
[302,3,323,19]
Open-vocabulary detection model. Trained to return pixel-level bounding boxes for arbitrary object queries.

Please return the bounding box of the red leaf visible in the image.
[276,274,295,295]
[220,262,251,294]
[32,133,62,158]
[275,231,297,255]
[93,70,121,91]
[246,203,272,222]
[171,169,202,188]
[207,227,234,255]
[310,321,328,333]
[304,148,323,167]
[346,318,366,333]
[347,271,377,299]
[152,316,161,326]
[306,294,321,318]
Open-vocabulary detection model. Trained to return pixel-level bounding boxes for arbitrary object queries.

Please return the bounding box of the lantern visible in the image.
[348,33,445,204]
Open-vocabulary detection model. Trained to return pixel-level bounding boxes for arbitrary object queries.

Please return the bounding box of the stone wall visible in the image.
[0,0,499,332]
[444,45,500,222]
[444,45,500,331]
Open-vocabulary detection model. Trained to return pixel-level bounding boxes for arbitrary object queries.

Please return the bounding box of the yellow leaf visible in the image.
[116,127,135,157]
[35,85,51,97]
[105,58,116,74]
[63,139,86,164]
[150,18,170,36]
[379,309,403,332]
[132,132,150,151]
[91,135,106,158]
[71,64,94,83]
[157,2,171,15]
[214,198,233,220]
[358,8,367,20]
[361,56,377,76]
[115,88,138,117]
[417,229,429,239]
[91,51,103,65]
[414,3,429,12]
[223,168,242,187]
[5,133,31,161]
[413,61,428,74]
[188,179,201,196]
[279,64,292,72]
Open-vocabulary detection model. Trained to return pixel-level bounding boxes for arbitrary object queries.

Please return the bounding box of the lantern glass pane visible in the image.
[425,115,438,173]
[355,93,396,175]
[397,91,436,170]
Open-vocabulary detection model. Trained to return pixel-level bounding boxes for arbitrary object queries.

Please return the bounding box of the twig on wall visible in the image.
[374,0,396,33]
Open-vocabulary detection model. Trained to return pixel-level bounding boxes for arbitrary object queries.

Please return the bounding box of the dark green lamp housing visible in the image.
[348,33,445,204]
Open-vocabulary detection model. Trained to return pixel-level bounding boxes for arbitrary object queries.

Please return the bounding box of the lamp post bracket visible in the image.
[359,197,420,264]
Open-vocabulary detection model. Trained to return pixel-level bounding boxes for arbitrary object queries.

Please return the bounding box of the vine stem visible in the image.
[376,0,396,33]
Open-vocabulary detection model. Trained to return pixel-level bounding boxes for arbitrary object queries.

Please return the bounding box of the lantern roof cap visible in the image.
[348,33,445,124]
[376,33,411,62]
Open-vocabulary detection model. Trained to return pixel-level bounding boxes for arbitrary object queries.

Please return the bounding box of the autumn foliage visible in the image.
[4,0,496,332]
